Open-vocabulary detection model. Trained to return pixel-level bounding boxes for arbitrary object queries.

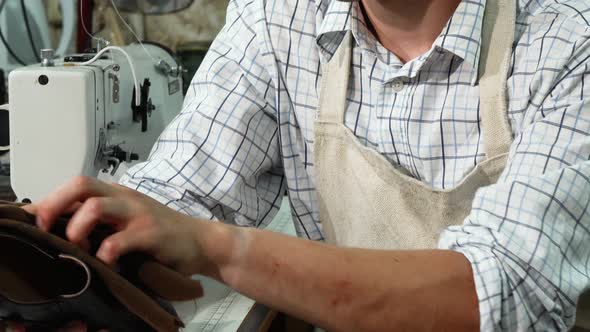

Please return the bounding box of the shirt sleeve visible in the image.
[439,23,590,330]
[119,0,285,227]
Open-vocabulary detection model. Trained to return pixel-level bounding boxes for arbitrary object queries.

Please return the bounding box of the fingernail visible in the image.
[22,203,37,214]
[96,250,108,264]
[96,250,115,267]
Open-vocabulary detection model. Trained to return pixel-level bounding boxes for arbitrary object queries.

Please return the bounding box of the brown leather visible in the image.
[0,203,203,332]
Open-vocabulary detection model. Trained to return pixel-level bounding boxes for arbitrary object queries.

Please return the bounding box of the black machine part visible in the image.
[131,78,155,132]
[64,54,109,63]
[0,68,7,151]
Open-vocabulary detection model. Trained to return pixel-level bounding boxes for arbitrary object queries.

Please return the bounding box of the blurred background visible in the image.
[63,0,228,93]
[0,0,228,98]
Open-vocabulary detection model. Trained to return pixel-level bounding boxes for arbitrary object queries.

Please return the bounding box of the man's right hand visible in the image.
[4,176,231,332]
[25,176,221,276]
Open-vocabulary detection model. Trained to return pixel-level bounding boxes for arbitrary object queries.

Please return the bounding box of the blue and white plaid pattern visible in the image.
[120,0,590,329]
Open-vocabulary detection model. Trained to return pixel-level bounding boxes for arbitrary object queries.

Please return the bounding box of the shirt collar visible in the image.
[433,0,486,76]
[316,0,486,81]
[316,0,355,60]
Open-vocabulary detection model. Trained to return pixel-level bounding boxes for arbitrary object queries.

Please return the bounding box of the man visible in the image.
[16,0,590,330]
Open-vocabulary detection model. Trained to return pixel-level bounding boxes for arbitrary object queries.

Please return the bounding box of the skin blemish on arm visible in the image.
[331,297,341,307]
[330,279,352,308]
[337,280,351,289]
[271,259,281,276]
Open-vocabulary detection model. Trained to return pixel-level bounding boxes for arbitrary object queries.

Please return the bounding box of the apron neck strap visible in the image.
[478,0,516,158]
[317,31,352,124]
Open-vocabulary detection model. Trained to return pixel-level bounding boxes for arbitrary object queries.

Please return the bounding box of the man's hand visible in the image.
[4,177,224,332]
[25,176,216,275]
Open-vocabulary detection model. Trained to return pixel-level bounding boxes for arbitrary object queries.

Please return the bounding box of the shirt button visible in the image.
[391,78,404,92]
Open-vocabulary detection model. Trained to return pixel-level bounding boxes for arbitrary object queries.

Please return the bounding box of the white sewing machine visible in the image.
[6,43,184,202]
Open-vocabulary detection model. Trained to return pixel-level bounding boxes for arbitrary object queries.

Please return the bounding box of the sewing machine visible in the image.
[7,43,184,202]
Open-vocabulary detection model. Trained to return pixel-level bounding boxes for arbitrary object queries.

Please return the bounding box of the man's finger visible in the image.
[35,177,115,231]
[65,197,130,244]
[96,228,157,265]
[22,203,37,214]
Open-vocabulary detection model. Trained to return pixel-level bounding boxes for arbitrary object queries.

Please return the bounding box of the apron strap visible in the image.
[478,0,516,158]
[317,31,352,124]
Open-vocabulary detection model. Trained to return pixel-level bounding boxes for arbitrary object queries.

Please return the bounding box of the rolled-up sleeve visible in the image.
[120,0,285,227]
[439,26,590,330]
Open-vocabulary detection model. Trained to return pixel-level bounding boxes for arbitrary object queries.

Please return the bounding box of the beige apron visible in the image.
[313,0,590,328]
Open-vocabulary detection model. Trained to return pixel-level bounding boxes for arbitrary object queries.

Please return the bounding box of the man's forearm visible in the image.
[199,221,480,332]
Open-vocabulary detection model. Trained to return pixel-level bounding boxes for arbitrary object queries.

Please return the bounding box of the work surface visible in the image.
[180,199,296,332]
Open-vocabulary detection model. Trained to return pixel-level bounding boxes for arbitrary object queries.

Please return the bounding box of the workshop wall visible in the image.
[144,0,228,50]
[143,0,229,93]
[45,0,229,52]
